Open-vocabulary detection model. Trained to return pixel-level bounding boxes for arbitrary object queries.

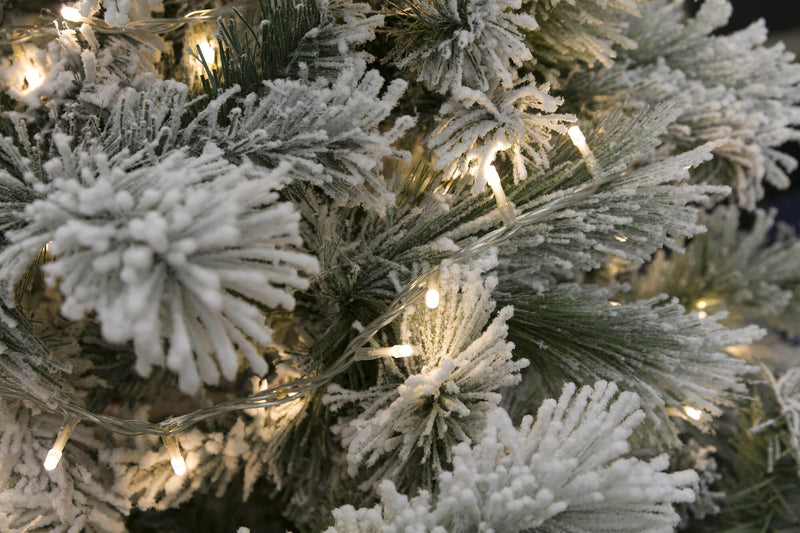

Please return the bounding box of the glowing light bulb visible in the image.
[608,300,621,307]
[724,344,749,358]
[485,164,501,187]
[697,310,708,320]
[42,417,79,471]
[425,288,440,309]
[162,435,187,476]
[391,344,414,358]
[43,449,62,471]
[24,68,43,91]
[483,162,515,226]
[198,41,215,64]
[61,6,83,22]
[567,125,600,177]
[567,126,588,152]
[696,300,708,310]
[683,406,703,421]
[614,235,628,242]
[355,344,417,361]
[170,456,187,476]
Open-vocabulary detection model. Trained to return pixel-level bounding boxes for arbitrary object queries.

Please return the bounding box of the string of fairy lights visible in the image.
[0,2,707,477]
[5,132,604,474]
[30,132,603,474]
[0,2,255,45]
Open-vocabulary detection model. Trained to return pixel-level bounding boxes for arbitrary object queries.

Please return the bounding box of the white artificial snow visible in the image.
[429,76,574,190]
[636,205,800,337]
[453,108,733,285]
[0,22,164,111]
[325,256,528,489]
[770,367,800,474]
[0,402,129,532]
[70,0,164,26]
[527,0,643,71]
[677,439,723,522]
[0,0,798,528]
[389,0,538,93]
[111,60,415,214]
[0,37,80,110]
[598,0,800,209]
[0,306,78,406]
[326,381,698,532]
[203,60,415,213]
[499,283,763,444]
[102,421,245,512]
[0,140,318,393]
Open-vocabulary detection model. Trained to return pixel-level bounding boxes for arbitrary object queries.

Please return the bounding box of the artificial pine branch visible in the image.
[501,283,762,444]
[0,0,798,530]
[634,205,800,336]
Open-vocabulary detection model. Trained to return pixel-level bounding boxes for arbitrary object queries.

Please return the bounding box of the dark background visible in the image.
[725,0,800,32]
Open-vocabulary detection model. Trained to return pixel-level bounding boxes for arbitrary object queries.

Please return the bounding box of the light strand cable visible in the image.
[0,2,255,46]
[0,160,613,436]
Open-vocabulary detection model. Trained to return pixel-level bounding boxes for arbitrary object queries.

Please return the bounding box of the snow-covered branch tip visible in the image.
[324,255,527,491]
[0,139,319,394]
[634,205,800,336]
[386,0,538,93]
[66,0,165,27]
[504,283,762,442]
[183,60,416,214]
[326,381,698,532]
[428,76,574,192]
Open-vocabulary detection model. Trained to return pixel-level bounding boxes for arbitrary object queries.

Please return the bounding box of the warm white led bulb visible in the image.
[683,406,703,421]
[696,300,708,310]
[484,164,501,187]
[697,310,708,320]
[567,126,587,151]
[61,6,83,22]
[170,456,187,476]
[43,449,62,471]
[483,161,516,225]
[355,344,416,361]
[162,435,187,476]
[24,68,43,91]
[392,344,414,358]
[198,41,215,64]
[425,288,440,309]
[567,124,601,177]
[42,417,78,472]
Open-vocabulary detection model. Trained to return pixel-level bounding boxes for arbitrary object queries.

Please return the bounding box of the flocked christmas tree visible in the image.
[0,0,799,530]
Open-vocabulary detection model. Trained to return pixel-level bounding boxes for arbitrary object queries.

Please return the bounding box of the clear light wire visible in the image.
[0,133,610,437]
[0,2,255,45]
